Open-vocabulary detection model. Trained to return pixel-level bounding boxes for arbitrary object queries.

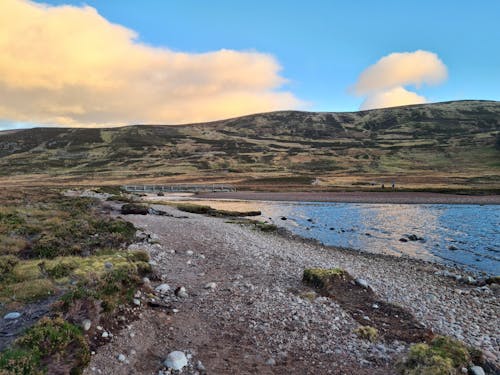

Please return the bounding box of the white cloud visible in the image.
[352,50,448,110]
[0,0,303,126]
[360,87,426,110]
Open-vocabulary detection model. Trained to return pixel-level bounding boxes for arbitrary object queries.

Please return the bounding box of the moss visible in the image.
[46,261,78,279]
[397,336,471,374]
[3,317,91,375]
[0,256,19,280]
[254,222,278,232]
[302,268,347,289]
[354,326,378,342]
[0,348,42,375]
[176,203,212,214]
[0,279,55,303]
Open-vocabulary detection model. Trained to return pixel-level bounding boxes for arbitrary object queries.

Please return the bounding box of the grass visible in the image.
[0,317,90,375]
[302,268,347,289]
[354,326,379,342]
[0,188,151,374]
[1,101,498,191]
[397,336,473,375]
[175,203,261,217]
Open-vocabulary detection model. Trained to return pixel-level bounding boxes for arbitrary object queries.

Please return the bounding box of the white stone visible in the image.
[133,298,141,306]
[204,282,217,290]
[3,312,21,320]
[470,366,485,375]
[155,284,171,294]
[164,351,188,371]
[117,354,126,362]
[177,287,188,298]
[102,331,109,338]
[355,278,369,289]
[186,250,194,256]
[82,319,92,331]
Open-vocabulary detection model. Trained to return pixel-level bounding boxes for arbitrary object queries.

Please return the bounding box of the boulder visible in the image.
[3,312,21,320]
[164,351,188,370]
[121,203,149,215]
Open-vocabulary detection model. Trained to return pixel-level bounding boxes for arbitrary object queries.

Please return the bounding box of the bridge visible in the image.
[122,184,236,193]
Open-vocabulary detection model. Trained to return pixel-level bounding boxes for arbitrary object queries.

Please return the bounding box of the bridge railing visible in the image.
[122,184,236,193]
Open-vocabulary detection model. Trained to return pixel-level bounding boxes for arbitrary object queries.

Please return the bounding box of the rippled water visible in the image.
[154,196,500,275]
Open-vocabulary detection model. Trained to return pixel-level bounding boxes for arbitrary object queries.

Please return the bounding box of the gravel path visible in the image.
[84,204,499,375]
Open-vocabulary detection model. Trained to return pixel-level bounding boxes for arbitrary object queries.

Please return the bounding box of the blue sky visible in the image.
[44,0,500,111]
[0,0,499,129]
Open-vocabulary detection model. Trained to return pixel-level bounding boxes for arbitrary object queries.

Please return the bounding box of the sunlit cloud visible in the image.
[351,50,448,110]
[0,0,303,127]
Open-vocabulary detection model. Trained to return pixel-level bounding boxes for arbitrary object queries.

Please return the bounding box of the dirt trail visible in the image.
[84,203,499,375]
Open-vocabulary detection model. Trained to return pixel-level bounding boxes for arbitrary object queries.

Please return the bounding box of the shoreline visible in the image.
[196,191,500,204]
[84,201,499,374]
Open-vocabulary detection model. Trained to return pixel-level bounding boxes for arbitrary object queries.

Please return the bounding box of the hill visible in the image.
[0,100,499,191]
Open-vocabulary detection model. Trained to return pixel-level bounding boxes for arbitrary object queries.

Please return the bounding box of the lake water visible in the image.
[150,196,500,275]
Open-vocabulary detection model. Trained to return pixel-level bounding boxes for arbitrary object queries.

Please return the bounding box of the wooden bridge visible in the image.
[122,184,236,193]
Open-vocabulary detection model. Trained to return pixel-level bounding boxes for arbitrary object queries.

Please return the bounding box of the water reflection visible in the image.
[146,194,500,275]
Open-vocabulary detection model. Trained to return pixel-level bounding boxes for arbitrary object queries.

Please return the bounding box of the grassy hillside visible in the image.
[0,100,499,191]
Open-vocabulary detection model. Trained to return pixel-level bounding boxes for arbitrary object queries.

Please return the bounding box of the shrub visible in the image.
[0,255,19,280]
[302,268,347,289]
[354,326,378,342]
[397,336,471,374]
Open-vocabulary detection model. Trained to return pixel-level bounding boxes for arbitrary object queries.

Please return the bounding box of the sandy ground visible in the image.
[84,203,499,375]
[196,191,500,204]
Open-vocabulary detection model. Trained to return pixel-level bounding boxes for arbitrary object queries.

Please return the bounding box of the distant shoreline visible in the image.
[195,191,500,204]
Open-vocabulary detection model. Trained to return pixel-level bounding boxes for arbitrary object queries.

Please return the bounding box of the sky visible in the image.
[0,0,499,129]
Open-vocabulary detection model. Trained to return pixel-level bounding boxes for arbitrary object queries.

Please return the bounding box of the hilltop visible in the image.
[0,100,499,191]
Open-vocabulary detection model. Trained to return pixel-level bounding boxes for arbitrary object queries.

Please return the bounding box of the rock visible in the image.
[164,351,188,371]
[186,250,194,256]
[469,366,485,375]
[102,331,109,338]
[266,358,276,366]
[448,245,458,251]
[280,216,287,220]
[399,238,408,242]
[175,286,189,298]
[117,354,126,362]
[121,203,149,215]
[104,261,113,269]
[82,319,92,331]
[3,312,21,320]
[355,278,369,289]
[204,282,217,290]
[407,234,424,241]
[133,298,141,306]
[155,284,171,294]
[196,360,206,371]
[142,277,151,285]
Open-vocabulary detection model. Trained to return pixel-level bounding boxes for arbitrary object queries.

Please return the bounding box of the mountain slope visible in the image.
[0,100,499,190]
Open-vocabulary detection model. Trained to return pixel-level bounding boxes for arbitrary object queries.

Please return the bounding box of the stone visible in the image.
[355,278,369,289]
[204,282,217,290]
[102,331,109,338]
[164,351,188,371]
[196,360,206,371]
[104,261,113,269]
[266,358,276,366]
[82,319,92,331]
[470,366,485,375]
[117,354,126,362]
[133,298,141,306]
[175,286,188,298]
[155,284,171,294]
[186,250,194,256]
[3,312,21,320]
[142,277,151,285]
